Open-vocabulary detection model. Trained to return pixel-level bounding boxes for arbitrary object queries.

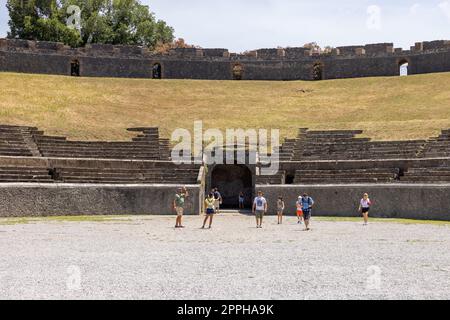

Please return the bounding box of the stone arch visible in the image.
[70,59,80,77]
[152,63,162,79]
[232,63,244,80]
[312,61,324,80]
[285,173,295,185]
[210,164,253,209]
[398,58,410,76]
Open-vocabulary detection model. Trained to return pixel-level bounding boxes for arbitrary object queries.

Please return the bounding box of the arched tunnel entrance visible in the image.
[210,164,253,209]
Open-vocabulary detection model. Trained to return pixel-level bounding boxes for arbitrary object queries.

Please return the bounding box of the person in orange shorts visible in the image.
[296,196,304,224]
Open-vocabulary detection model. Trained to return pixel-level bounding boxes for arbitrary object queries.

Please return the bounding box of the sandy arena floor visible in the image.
[0,213,449,300]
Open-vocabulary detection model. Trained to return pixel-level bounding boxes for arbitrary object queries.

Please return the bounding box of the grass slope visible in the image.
[0,71,449,141]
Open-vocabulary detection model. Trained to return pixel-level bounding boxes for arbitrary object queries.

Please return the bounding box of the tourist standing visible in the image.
[252,191,268,228]
[213,187,222,214]
[277,196,285,224]
[300,193,314,231]
[202,193,216,229]
[296,197,304,224]
[174,187,189,228]
[239,192,245,209]
[359,193,372,226]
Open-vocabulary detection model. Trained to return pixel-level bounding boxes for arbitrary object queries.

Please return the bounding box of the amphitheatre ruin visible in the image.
[0,38,449,220]
[1,38,450,80]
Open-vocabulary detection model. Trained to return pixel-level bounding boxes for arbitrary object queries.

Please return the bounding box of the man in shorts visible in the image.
[252,191,267,228]
[173,186,189,228]
[300,193,314,231]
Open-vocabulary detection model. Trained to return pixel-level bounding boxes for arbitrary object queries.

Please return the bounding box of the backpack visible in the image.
[302,197,313,209]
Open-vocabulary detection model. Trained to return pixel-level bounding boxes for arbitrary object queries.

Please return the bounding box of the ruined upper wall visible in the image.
[2,38,450,61]
[2,38,450,81]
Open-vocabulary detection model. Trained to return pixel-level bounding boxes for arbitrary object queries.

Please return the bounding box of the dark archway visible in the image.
[232,64,243,80]
[211,164,253,209]
[399,59,409,76]
[152,63,162,79]
[312,62,323,80]
[285,174,295,185]
[70,60,80,76]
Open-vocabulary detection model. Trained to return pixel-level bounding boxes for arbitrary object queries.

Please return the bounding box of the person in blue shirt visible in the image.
[299,193,314,231]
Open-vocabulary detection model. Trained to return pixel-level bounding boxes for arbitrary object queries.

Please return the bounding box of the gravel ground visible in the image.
[0,214,449,300]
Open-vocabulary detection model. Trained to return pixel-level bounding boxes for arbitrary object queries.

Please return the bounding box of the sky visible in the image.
[1,0,450,52]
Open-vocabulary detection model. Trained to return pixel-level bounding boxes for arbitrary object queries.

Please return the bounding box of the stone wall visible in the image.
[0,183,201,217]
[258,184,450,221]
[2,38,450,80]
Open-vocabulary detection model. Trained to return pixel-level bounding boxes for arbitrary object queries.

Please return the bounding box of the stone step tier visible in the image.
[255,170,286,185]
[0,163,201,184]
[401,167,450,183]
[293,168,400,184]
[280,129,428,161]
[418,130,450,158]
[0,125,39,157]
[52,164,200,184]
[33,127,170,160]
[0,165,53,182]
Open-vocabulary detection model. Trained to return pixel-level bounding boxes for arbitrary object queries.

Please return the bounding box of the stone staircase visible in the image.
[0,125,39,157]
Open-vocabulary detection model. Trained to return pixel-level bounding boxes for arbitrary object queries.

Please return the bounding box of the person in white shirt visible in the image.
[359,193,372,226]
[252,191,268,228]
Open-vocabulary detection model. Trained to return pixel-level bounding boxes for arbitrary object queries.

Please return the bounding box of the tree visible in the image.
[6,0,175,49]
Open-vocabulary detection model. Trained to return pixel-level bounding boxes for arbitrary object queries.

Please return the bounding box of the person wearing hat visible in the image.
[295,196,304,224]
[173,186,189,228]
[299,193,314,231]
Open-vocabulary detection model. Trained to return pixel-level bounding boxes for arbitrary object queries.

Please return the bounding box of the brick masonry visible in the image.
[1,39,450,80]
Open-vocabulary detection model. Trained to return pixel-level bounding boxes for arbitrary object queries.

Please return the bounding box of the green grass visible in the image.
[1,71,449,141]
[315,216,450,226]
[0,215,133,225]
[0,218,31,225]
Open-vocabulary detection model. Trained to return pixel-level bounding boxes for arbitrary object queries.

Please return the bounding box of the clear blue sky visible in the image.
[1,0,450,52]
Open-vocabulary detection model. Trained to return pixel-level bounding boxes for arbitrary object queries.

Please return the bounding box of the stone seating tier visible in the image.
[293,168,400,184]
[402,167,450,183]
[255,170,286,185]
[278,129,430,161]
[0,166,53,182]
[54,166,199,184]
